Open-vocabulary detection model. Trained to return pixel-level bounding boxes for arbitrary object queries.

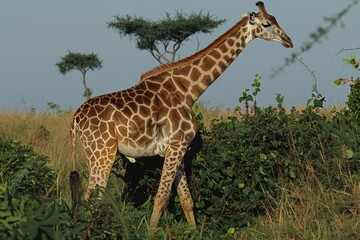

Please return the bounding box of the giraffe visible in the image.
[69,1,293,229]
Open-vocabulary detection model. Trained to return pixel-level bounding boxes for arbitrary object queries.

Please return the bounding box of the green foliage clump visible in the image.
[188,75,359,233]
[0,140,65,239]
[336,53,360,124]
[0,140,56,198]
[347,81,360,121]
[0,184,64,240]
[333,52,360,159]
[191,106,341,231]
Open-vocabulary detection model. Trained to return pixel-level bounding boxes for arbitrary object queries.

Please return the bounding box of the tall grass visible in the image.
[0,110,73,165]
[237,173,360,239]
[0,110,86,199]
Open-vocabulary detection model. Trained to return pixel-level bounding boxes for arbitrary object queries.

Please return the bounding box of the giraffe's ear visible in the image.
[247,12,256,25]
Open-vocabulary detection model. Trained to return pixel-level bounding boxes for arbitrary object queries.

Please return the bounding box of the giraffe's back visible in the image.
[72,86,172,159]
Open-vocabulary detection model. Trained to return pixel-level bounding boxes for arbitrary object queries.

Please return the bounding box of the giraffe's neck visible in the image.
[141,17,254,107]
[182,18,253,105]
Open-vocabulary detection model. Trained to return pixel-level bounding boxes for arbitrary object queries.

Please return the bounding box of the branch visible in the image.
[172,41,182,62]
[148,49,163,65]
[333,47,360,58]
[270,0,359,79]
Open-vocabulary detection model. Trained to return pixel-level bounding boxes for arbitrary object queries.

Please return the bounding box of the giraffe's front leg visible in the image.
[150,144,188,228]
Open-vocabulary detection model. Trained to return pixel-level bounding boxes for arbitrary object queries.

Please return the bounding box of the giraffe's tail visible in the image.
[70,119,81,214]
[70,170,80,213]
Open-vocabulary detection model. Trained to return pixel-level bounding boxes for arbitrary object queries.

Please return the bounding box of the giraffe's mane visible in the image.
[140,17,248,81]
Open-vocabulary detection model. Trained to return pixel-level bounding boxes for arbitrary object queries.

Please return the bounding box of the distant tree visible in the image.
[56,51,102,99]
[107,11,225,64]
[47,101,62,114]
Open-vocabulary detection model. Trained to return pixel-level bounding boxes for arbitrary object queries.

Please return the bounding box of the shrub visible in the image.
[190,99,344,232]
[0,140,65,239]
[334,52,360,159]
[0,183,64,240]
[0,140,56,198]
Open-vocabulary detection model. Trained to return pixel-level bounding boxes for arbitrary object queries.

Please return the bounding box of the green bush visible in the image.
[0,140,65,239]
[0,184,64,240]
[0,140,56,198]
[334,52,360,159]
[192,106,333,230]
[112,77,358,235]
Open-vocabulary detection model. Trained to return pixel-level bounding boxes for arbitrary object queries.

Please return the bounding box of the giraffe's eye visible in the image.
[262,22,271,28]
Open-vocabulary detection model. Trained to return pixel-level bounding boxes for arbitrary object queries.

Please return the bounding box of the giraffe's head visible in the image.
[246,1,293,48]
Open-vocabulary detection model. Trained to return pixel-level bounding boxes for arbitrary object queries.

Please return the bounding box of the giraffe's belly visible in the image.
[117,138,167,159]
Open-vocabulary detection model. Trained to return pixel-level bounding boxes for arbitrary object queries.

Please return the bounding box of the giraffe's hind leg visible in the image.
[83,139,118,200]
[176,170,196,228]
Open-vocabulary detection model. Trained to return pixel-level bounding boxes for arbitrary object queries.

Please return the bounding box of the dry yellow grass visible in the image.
[0,111,75,164]
[237,174,360,239]
[0,110,88,197]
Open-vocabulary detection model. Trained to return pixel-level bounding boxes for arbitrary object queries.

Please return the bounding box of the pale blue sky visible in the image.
[1,0,359,112]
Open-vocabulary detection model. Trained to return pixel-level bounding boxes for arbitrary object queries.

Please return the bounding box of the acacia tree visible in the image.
[56,51,102,99]
[107,11,225,64]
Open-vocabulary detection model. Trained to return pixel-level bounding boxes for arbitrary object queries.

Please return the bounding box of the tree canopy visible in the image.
[56,51,102,99]
[56,51,102,76]
[107,11,225,64]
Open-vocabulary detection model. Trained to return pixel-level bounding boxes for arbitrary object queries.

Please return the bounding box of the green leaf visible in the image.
[290,169,296,179]
[270,152,277,159]
[259,153,267,160]
[258,167,266,175]
[346,149,354,159]
[234,106,241,112]
[334,78,343,86]
[313,98,324,108]
[211,172,220,182]
[306,98,314,107]
[227,227,235,235]
[246,95,254,102]
[242,187,251,195]
[256,191,263,198]
[223,187,230,196]
[195,200,205,208]
[0,219,12,230]
[207,180,214,189]
[6,216,24,223]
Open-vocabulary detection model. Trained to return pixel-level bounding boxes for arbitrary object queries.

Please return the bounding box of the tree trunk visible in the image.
[81,71,91,99]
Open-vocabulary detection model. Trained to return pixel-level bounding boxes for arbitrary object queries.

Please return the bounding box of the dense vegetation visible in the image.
[0,55,359,239]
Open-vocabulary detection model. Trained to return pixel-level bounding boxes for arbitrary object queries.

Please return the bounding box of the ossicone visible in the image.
[256,1,269,17]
